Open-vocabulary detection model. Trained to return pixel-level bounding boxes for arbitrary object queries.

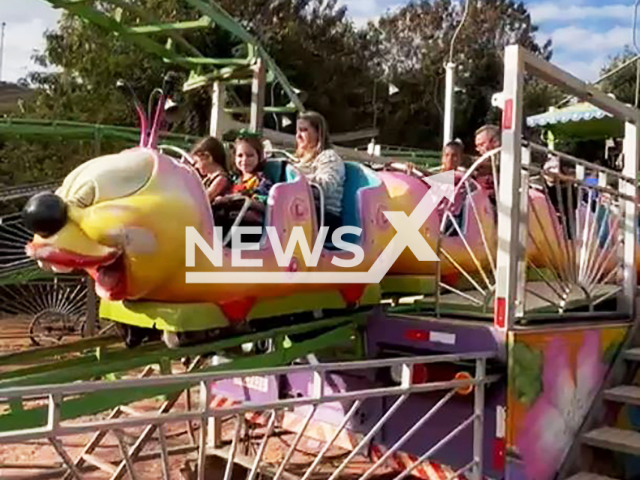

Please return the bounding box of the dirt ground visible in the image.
[0,315,195,479]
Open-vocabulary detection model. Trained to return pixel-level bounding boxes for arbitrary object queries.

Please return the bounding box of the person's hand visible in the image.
[250,200,266,212]
[213,194,245,205]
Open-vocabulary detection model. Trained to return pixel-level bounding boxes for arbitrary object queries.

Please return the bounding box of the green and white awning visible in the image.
[526,102,624,140]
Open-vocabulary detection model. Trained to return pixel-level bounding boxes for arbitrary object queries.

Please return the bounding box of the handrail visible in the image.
[309,182,325,233]
[222,196,253,247]
[0,351,495,399]
[524,140,636,184]
[158,144,196,166]
[0,350,497,480]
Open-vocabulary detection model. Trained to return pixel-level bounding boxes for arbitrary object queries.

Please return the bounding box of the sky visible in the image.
[0,0,637,84]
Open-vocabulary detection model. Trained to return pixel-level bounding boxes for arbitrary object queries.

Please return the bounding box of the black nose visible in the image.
[22,192,68,238]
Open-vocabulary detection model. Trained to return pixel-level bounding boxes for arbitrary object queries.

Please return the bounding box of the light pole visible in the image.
[443,62,455,147]
[0,22,5,82]
[443,1,471,148]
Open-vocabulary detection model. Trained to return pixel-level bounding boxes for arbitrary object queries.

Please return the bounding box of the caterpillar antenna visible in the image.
[116,79,148,147]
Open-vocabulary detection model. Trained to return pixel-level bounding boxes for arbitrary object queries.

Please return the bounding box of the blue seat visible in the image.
[324,162,381,248]
[263,159,297,184]
[264,159,380,248]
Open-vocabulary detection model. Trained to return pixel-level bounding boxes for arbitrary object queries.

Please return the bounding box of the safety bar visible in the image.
[158,144,196,166]
[221,197,254,247]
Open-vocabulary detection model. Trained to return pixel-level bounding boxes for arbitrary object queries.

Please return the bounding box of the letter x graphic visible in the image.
[367,170,455,282]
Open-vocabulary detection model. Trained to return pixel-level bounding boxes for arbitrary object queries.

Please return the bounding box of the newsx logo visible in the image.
[185,171,454,284]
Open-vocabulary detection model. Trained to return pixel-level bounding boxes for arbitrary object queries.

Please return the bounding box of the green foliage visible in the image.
[599,46,639,106]
[509,341,543,406]
[1,0,556,186]
[374,0,556,150]
[0,136,131,187]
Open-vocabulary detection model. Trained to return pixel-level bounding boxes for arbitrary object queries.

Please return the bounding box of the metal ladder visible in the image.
[559,301,640,480]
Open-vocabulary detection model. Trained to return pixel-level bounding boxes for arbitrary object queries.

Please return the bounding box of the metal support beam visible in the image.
[84,277,98,337]
[47,0,190,67]
[183,0,304,111]
[520,47,638,124]
[515,146,530,318]
[250,58,266,133]
[494,45,524,332]
[620,122,639,316]
[126,17,212,34]
[471,359,486,480]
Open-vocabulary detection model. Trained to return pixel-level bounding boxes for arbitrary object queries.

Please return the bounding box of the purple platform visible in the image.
[211,310,507,479]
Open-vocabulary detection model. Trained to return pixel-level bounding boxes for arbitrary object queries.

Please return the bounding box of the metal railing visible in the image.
[435,148,499,319]
[432,140,635,323]
[0,352,498,480]
[518,141,632,320]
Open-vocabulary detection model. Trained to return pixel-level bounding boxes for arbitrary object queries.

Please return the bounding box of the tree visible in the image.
[0,0,381,187]
[216,0,383,133]
[2,0,561,189]
[372,0,556,150]
[599,46,639,107]
[22,0,381,135]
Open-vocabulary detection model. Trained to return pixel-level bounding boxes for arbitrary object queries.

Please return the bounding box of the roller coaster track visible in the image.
[0,181,62,202]
[0,311,495,480]
[0,314,366,425]
[44,0,304,113]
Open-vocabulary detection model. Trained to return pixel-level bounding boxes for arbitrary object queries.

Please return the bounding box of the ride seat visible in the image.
[216,160,296,246]
[325,162,381,249]
[263,159,296,184]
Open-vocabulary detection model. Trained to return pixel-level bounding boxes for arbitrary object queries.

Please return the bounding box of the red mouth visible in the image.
[86,253,127,301]
[27,244,128,301]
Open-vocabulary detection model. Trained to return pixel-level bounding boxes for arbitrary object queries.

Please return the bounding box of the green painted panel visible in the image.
[381,275,437,296]
[248,285,380,321]
[0,322,359,432]
[100,300,229,332]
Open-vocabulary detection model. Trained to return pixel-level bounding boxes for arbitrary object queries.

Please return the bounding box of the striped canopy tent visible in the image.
[526,101,624,141]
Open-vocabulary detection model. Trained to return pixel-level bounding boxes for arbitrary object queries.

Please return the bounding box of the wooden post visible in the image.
[250,58,266,133]
[84,132,102,338]
[84,277,98,337]
[210,81,226,138]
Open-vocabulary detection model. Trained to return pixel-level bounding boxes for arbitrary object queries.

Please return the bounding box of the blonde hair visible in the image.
[296,111,332,161]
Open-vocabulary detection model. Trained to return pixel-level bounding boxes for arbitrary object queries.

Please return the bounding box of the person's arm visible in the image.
[305,150,345,195]
[206,175,230,202]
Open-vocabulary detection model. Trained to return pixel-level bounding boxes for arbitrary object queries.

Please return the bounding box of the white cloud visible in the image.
[340,0,402,27]
[536,24,635,80]
[531,1,638,81]
[549,25,632,53]
[0,0,61,83]
[555,55,609,82]
[340,0,382,18]
[530,3,633,23]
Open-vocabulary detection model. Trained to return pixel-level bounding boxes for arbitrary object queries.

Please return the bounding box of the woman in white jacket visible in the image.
[294,111,346,235]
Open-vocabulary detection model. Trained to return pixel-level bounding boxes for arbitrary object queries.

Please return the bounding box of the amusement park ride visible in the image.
[2,1,640,480]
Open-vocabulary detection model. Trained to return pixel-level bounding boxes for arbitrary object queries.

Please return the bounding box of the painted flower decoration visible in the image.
[516,331,605,480]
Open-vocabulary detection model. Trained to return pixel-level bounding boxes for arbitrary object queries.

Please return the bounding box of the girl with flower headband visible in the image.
[229,132,273,206]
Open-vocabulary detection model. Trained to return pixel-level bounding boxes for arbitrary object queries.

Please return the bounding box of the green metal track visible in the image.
[0,314,366,431]
[0,118,200,148]
[44,0,304,112]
